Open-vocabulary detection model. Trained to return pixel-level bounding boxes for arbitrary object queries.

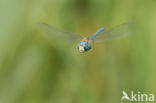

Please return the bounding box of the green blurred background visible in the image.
[0,0,156,103]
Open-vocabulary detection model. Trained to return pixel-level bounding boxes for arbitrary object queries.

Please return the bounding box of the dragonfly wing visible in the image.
[38,22,82,41]
[93,23,133,43]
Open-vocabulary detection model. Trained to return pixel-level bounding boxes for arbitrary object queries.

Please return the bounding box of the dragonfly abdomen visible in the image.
[90,28,104,40]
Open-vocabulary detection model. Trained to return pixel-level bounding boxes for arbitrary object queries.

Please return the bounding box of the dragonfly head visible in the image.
[78,42,91,53]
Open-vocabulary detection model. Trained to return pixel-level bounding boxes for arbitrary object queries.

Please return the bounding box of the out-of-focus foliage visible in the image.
[0,0,156,103]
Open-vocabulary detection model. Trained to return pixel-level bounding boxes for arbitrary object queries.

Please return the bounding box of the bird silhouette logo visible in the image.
[121,91,131,101]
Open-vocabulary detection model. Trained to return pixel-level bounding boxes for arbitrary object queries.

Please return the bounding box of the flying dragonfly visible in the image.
[39,23,132,53]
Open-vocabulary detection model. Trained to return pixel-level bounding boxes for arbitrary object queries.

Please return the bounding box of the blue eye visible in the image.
[84,46,89,50]
[84,45,91,51]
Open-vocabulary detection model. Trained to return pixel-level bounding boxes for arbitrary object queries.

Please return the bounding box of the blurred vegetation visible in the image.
[0,0,156,103]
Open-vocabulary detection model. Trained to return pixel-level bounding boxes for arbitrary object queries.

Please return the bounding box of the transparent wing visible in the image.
[93,23,133,43]
[38,22,82,41]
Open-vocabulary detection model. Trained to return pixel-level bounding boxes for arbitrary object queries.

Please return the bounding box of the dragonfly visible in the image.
[39,22,132,53]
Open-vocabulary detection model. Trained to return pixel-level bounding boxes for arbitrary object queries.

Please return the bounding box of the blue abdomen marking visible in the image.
[90,28,104,40]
